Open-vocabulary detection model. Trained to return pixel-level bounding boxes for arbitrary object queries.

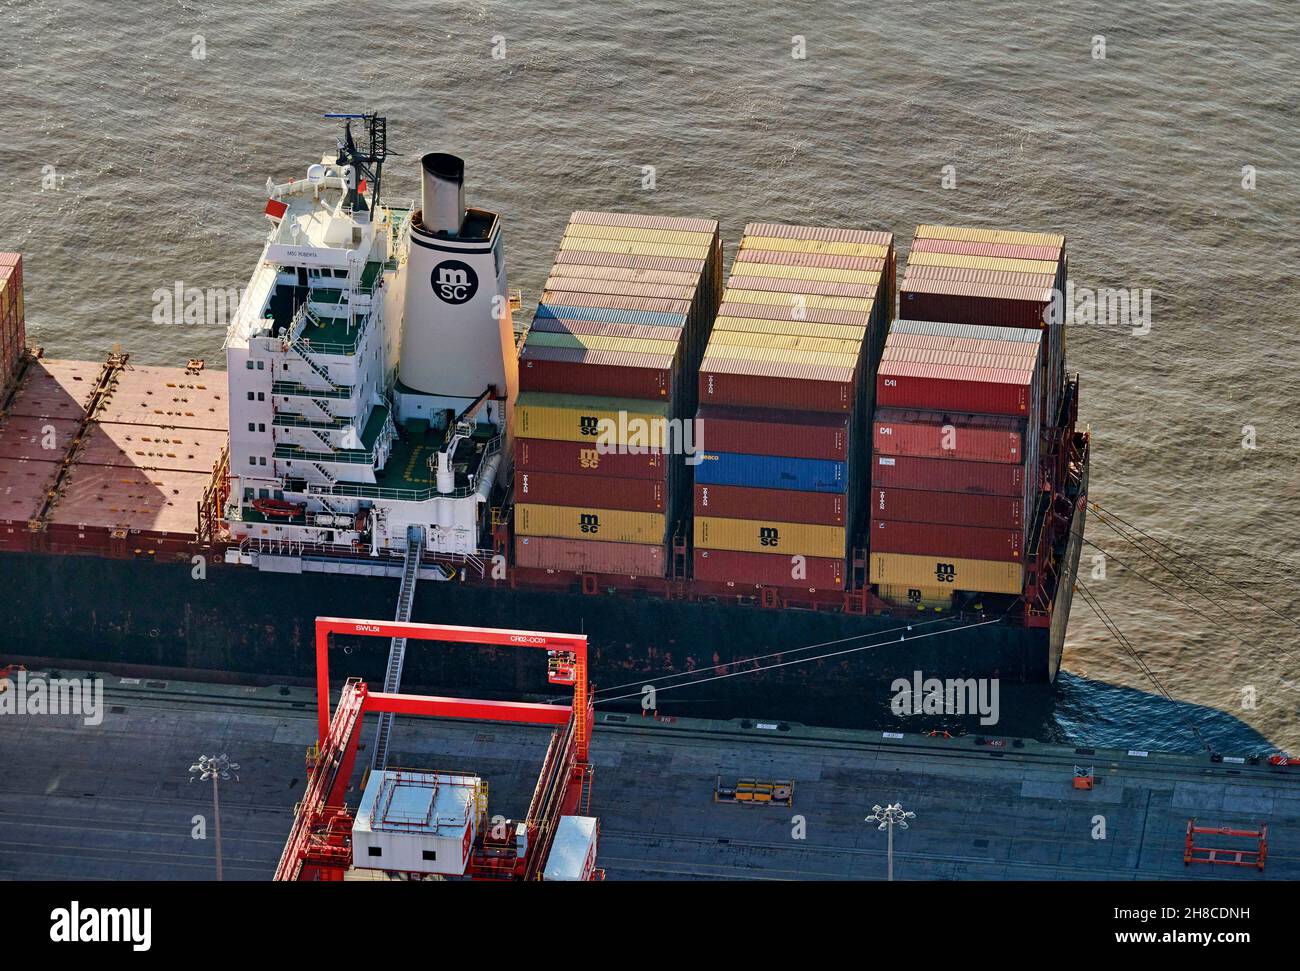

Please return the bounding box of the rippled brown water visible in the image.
[2,0,1298,752]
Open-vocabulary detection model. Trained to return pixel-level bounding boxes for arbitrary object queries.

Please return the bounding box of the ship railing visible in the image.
[236,534,497,570]
[266,174,350,201]
[272,381,354,400]
[272,413,348,430]
[274,445,376,465]
[385,203,414,242]
[388,205,414,267]
[224,259,280,349]
[306,480,480,501]
[307,434,502,502]
[287,302,377,358]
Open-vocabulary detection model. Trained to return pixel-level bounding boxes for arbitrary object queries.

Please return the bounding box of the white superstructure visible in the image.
[223,116,516,567]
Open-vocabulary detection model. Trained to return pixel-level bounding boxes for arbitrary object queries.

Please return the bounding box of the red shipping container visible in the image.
[542,276,698,301]
[693,547,845,590]
[743,223,893,246]
[694,483,846,526]
[515,437,666,480]
[900,277,1056,305]
[700,357,857,413]
[518,347,676,399]
[881,347,1041,370]
[884,333,1041,361]
[871,453,1028,497]
[731,249,888,272]
[569,210,720,233]
[517,470,665,512]
[548,264,704,287]
[529,318,685,343]
[873,408,1027,464]
[540,290,691,315]
[876,359,1037,417]
[515,535,665,576]
[898,286,1052,329]
[871,487,1025,531]
[908,238,1062,262]
[0,254,22,390]
[715,301,873,327]
[553,250,706,275]
[696,405,849,460]
[902,263,1057,291]
[726,276,881,299]
[869,518,1024,561]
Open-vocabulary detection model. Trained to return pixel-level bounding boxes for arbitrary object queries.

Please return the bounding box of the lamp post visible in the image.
[866,802,915,881]
[189,753,240,881]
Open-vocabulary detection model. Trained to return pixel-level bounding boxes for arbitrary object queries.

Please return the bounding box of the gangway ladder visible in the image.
[369,525,424,772]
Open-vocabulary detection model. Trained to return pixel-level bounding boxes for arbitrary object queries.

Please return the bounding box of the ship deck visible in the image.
[363,422,495,496]
[0,356,227,547]
[1,671,1295,881]
[375,435,437,491]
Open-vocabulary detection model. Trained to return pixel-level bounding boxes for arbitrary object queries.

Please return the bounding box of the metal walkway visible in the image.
[369,525,424,771]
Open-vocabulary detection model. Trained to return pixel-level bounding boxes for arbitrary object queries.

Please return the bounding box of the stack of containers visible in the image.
[513,212,723,576]
[693,224,894,591]
[869,318,1043,605]
[898,226,1067,430]
[0,254,24,392]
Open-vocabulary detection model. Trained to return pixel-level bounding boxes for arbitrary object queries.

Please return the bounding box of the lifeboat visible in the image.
[252,498,307,520]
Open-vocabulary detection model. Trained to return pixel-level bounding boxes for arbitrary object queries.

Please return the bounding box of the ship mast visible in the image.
[324,111,390,211]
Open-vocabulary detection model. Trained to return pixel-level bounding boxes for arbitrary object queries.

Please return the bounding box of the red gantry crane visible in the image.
[275,617,597,881]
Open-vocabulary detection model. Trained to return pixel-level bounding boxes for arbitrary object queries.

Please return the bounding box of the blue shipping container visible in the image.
[693,450,848,493]
[535,305,687,328]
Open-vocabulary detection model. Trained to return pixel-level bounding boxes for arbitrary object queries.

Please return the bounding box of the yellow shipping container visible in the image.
[723,288,876,312]
[559,236,712,260]
[515,392,670,445]
[730,262,883,285]
[869,552,1024,595]
[711,316,869,341]
[517,504,666,544]
[547,264,702,287]
[562,223,717,246]
[914,225,1065,249]
[695,516,845,559]
[739,237,891,258]
[543,276,697,300]
[906,251,1059,275]
[706,330,863,357]
[524,332,680,357]
[877,584,955,608]
[700,343,860,368]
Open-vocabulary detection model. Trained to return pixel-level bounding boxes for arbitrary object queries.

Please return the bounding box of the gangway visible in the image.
[370,525,424,771]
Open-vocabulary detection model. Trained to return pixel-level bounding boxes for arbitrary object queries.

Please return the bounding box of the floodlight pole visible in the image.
[190,754,240,881]
[211,770,223,881]
[866,802,916,881]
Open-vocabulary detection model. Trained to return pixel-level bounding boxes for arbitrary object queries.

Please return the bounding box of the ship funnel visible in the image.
[420,152,466,236]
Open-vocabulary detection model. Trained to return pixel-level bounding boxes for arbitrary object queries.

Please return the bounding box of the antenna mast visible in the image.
[324,111,391,210]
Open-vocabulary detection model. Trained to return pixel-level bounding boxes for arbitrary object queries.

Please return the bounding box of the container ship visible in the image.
[0,115,1088,722]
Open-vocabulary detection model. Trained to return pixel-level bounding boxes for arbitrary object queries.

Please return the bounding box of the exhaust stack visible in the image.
[420,152,466,236]
[397,148,517,411]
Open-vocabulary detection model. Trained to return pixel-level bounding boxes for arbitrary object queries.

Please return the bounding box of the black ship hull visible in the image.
[0,484,1085,729]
